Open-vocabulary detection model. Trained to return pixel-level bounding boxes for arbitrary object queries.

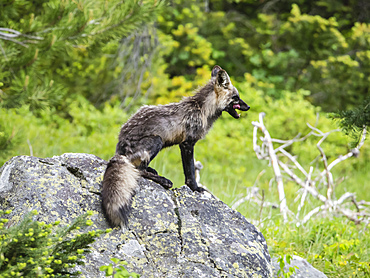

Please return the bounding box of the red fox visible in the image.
[102,65,250,226]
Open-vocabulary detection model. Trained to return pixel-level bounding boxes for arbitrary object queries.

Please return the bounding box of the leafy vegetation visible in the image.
[1,0,370,277]
[156,1,370,111]
[100,258,140,278]
[276,254,298,278]
[0,210,108,277]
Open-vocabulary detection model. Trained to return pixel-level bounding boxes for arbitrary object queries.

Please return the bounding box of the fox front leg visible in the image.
[179,141,205,193]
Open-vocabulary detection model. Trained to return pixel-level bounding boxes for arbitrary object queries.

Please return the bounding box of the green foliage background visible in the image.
[1,0,370,277]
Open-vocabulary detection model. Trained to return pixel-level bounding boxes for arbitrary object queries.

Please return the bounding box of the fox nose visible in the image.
[240,103,250,111]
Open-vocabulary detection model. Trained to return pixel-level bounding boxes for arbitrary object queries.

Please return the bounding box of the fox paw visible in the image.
[159,177,173,189]
[193,186,206,193]
[186,182,206,193]
[193,186,207,193]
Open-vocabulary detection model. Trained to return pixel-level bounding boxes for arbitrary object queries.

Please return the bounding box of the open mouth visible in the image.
[230,104,241,118]
[224,101,250,119]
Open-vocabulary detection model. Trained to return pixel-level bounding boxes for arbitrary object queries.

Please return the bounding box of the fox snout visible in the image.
[234,98,250,111]
[225,96,250,119]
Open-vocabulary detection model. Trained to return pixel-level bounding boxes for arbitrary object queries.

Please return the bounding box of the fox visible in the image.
[102,65,250,227]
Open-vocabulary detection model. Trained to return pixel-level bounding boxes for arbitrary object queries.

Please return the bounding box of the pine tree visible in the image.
[0,0,163,113]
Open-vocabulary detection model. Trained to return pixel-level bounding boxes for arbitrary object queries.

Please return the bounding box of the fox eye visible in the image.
[232,95,239,101]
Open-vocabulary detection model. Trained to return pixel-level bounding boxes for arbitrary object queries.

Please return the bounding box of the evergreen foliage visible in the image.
[0,210,108,277]
[0,0,163,113]
[330,98,370,147]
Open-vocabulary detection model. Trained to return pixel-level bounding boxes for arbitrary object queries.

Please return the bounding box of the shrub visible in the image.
[0,210,108,277]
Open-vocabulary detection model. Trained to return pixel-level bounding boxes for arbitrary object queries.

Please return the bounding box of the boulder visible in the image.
[0,153,273,278]
[272,255,327,278]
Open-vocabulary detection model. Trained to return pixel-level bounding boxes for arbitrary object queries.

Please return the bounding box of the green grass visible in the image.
[261,219,370,277]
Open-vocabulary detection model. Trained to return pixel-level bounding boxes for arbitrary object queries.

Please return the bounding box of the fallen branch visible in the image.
[250,112,369,225]
[252,112,288,223]
[296,166,313,219]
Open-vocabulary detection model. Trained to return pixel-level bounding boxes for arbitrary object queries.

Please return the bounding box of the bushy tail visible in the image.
[102,154,140,227]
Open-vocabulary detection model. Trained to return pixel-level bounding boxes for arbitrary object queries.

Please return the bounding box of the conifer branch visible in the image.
[0,28,43,48]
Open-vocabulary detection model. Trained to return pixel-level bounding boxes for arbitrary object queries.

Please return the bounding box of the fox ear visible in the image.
[211,65,222,77]
[216,70,230,88]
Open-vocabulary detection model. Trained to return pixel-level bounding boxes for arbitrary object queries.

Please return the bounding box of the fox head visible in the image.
[212,65,250,119]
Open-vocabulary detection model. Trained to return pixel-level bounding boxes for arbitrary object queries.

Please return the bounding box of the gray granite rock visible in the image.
[0,153,273,278]
[272,255,327,278]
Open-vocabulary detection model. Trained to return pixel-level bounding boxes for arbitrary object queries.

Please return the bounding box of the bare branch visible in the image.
[336,192,355,205]
[273,131,313,153]
[357,127,367,149]
[252,124,263,159]
[278,160,327,203]
[252,113,369,225]
[296,166,313,219]
[301,205,326,225]
[318,138,333,201]
[314,127,367,185]
[337,207,361,224]
[252,112,288,222]
[278,148,308,176]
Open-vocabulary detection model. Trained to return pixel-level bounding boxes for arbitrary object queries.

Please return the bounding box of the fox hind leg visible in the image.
[136,136,173,189]
[140,170,173,189]
[146,167,158,175]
